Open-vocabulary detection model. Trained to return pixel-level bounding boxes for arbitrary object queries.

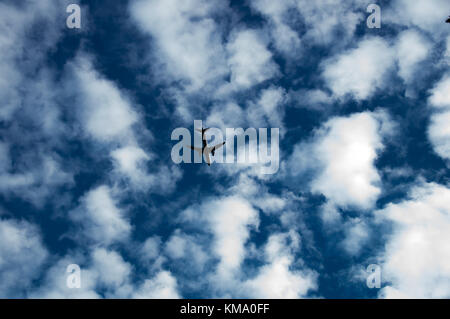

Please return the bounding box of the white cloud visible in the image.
[165,233,187,259]
[207,86,285,132]
[72,57,138,142]
[385,0,450,36]
[250,0,300,54]
[0,219,48,298]
[91,248,132,293]
[206,102,246,131]
[289,89,333,110]
[180,196,259,283]
[428,110,450,161]
[396,30,432,83]
[32,247,180,299]
[294,0,364,46]
[130,0,227,90]
[70,185,131,246]
[428,75,450,109]
[31,248,133,298]
[164,230,209,271]
[445,36,450,65]
[0,145,73,207]
[132,271,180,299]
[207,196,259,280]
[30,256,100,299]
[322,37,395,100]
[376,182,450,298]
[70,56,182,193]
[140,236,162,261]
[0,2,74,208]
[226,30,279,89]
[0,1,61,121]
[111,146,150,183]
[243,231,317,298]
[0,142,10,172]
[178,173,319,297]
[248,86,286,129]
[341,218,370,256]
[428,75,450,160]
[309,111,393,210]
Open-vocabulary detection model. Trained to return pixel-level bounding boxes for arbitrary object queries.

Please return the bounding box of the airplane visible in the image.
[188,127,226,166]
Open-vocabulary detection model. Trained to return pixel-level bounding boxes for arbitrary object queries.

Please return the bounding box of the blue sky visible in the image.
[0,0,450,299]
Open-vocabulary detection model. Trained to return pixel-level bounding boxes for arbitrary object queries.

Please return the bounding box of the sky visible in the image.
[0,0,449,299]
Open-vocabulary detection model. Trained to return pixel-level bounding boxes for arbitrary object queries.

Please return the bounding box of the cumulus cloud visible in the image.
[4,0,449,300]
[207,86,285,132]
[302,1,365,46]
[40,248,135,299]
[132,271,181,299]
[284,110,395,257]
[69,56,182,192]
[32,246,180,299]
[91,248,133,295]
[247,86,286,129]
[243,231,317,298]
[0,0,62,121]
[0,1,74,207]
[226,30,279,89]
[179,195,260,289]
[109,142,182,193]
[288,89,333,110]
[31,256,101,299]
[178,182,318,298]
[111,146,151,185]
[130,0,227,90]
[428,111,450,161]
[0,142,73,207]
[385,0,450,37]
[290,110,394,210]
[376,182,450,298]
[311,112,385,208]
[396,30,432,84]
[427,75,450,160]
[206,102,246,132]
[0,219,48,298]
[129,0,282,126]
[428,75,450,109]
[250,0,300,54]
[445,36,450,65]
[340,218,370,256]
[70,185,132,246]
[71,56,138,143]
[164,230,209,272]
[206,196,259,280]
[253,0,368,47]
[140,236,162,262]
[322,37,396,100]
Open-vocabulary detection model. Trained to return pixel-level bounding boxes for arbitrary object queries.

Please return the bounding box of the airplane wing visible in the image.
[212,141,225,151]
[188,145,202,155]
